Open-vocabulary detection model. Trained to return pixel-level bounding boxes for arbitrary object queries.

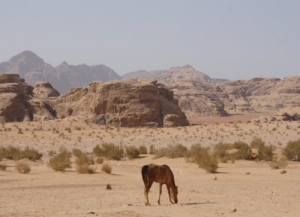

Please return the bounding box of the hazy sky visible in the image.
[1,0,299,80]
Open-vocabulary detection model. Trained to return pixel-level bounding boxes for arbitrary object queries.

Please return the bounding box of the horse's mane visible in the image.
[162,164,177,188]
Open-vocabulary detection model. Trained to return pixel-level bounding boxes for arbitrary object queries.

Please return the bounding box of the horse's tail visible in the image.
[141,165,149,185]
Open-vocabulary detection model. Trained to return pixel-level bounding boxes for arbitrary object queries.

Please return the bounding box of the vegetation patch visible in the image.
[283,139,300,161]
[125,146,140,159]
[15,162,31,174]
[48,147,72,172]
[93,143,124,160]
[101,163,112,174]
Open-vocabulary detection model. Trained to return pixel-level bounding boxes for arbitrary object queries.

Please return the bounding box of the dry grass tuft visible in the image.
[0,146,42,161]
[283,139,300,161]
[15,162,31,174]
[125,146,140,159]
[93,143,124,160]
[77,165,96,174]
[96,157,104,164]
[47,147,72,172]
[139,145,148,154]
[154,144,187,159]
[101,163,112,174]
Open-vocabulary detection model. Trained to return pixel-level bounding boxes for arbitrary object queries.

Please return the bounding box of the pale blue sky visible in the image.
[1,0,299,79]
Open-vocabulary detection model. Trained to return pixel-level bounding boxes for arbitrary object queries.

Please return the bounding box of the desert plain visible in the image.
[1,112,300,217]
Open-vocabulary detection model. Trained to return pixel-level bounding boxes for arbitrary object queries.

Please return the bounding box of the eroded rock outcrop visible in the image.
[0,74,56,122]
[48,78,189,127]
[164,80,228,117]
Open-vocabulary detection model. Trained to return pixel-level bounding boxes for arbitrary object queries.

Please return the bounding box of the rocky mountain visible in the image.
[0,74,189,127]
[122,70,164,79]
[164,76,300,116]
[151,65,228,85]
[0,51,122,94]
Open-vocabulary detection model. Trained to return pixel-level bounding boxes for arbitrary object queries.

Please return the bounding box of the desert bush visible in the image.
[0,146,22,160]
[93,143,124,160]
[149,145,155,154]
[250,138,264,149]
[22,147,43,161]
[139,145,148,154]
[0,164,7,171]
[154,144,187,159]
[77,165,96,174]
[15,162,31,174]
[126,146,140,159]
[101,163,112,174]
[0,146,42,161]
[232,142,253,160]
[96,157,104,164]
[48,147,72,172]
[283,139,300,161]
[72,148,84,157]
[213,143,233,163]
[186,145,218,173]
[257,143,275,161]
[75,154,94,166]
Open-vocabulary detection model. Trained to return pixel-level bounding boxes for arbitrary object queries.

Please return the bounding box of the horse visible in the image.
[141,164,178,206]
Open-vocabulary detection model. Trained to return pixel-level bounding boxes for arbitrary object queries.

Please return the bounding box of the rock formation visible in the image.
[0,74,189,127]
[48,78,189,127]
[163,76,300,117]
[0,51,121,94]
[164,80,228,117]
[151,65,228,85]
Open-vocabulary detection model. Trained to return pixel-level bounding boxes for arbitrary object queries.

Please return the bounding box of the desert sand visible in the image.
[1,115,300,217]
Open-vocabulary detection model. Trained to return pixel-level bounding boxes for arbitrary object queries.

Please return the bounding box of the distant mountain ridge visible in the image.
[0,51,121,94]
[0,51,228,94]
[123,65,228,85]
[122,70,164,79]
[151,65,228,85]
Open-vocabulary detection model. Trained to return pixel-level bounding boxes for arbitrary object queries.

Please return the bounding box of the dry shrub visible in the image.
[0,146,42,161]
[232,141,253,160]
[149,145,155,154]
[126,146,140,159]
[139,145,148,154]
[250,138,264,149]
[101,163,112,174]
[283,139,300,161]
[77,165,96,174]
[96,157,104,164]
[93,143,124,160]
[280,170,287,174]
[185,144,218,173]
[154,144,187,159]
[257,143,275,161]
[15,162,31,174]
[22,147,43,161]
[213,143,233,163]
[48,147,72,172]
[72,148,84,157]
[48,150,56,157]
[75,154,94,166]
[0,164,7,171]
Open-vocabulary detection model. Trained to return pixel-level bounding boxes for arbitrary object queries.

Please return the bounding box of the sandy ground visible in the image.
[1,115,300,216]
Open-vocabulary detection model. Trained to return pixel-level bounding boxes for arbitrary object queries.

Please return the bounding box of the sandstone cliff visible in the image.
[48,78,189,127]
[0,74,189,127]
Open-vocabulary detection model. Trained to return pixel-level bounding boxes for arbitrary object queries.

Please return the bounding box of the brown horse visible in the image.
[141,164,178,205]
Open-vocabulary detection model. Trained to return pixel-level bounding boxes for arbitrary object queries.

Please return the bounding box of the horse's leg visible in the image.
[167,185,174,204]
[158,183,163,205]
[145,181,153,206]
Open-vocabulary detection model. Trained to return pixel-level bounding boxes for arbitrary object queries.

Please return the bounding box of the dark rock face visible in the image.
[0,51,122,94]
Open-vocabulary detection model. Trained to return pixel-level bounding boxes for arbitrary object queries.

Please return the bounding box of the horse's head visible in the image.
[171,186,178,204]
